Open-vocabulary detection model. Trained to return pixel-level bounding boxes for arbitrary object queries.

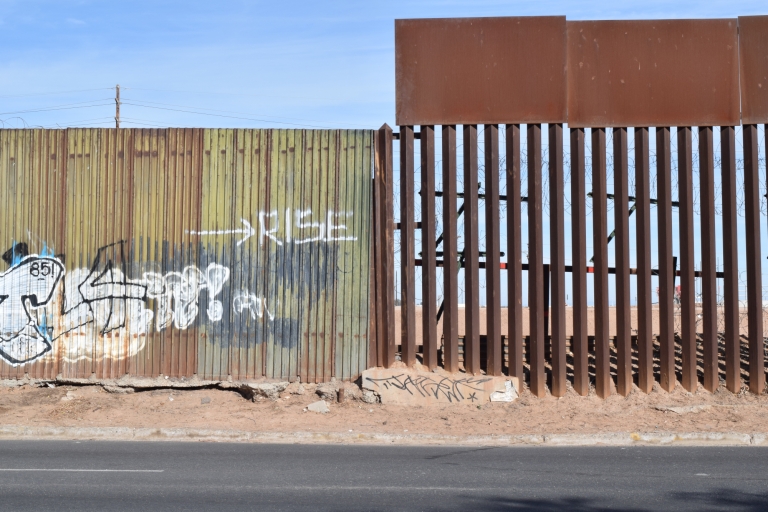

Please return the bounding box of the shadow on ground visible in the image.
[464,488,768,511]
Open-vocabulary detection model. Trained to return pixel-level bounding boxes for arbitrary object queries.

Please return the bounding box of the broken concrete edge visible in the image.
[2,376,292,397]
[0,376,376,403]
[0,426,766,446]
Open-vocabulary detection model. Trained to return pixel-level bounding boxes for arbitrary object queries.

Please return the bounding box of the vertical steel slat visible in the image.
[721,126,740,393]
[548,123,566,396]
[442,125,459,373]
[484,124,502,376]
[657,126,675,392]
[678,126,697,392]
[614,127,632,396]
[375,125,395,368]
[528,124,545,396]
[635,127,653,393]
[463,124,481,374]
[570,128,588,395]
[699,126,718,392]
[420,126,438,369]
[399,125,416,366]
[743,124,765,395]
[506,124,523,381]
[592,127,611,398]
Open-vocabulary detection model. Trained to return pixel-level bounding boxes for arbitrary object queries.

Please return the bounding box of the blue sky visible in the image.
[0,0,765,129]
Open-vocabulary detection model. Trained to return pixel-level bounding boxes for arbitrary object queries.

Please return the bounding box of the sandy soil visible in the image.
[1,380,767,436]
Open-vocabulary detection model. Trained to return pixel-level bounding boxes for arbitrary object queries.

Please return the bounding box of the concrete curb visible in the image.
[0,426,766,446]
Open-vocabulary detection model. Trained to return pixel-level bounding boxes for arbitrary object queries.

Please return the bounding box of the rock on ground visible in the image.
[307,400,330,414]
[315,383,338,401]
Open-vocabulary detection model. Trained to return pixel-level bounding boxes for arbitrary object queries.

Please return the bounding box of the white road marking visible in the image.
[0,469,163,472]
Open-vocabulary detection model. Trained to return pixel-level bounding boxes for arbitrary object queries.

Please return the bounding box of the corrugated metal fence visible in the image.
[375,15,768,397]
[0,128,372,383]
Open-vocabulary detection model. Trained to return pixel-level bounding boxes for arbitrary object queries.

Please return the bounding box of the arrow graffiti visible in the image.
[187,218,255,246]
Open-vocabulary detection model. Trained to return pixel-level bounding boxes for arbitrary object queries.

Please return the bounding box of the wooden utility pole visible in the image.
[115,84,121,128]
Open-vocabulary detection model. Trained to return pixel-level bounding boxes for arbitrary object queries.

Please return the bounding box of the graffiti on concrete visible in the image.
[364,374,493,404]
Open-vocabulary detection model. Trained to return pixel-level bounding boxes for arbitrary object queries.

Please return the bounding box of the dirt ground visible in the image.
[1,380,767,436]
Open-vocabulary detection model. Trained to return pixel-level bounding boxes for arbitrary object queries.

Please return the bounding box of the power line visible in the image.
[123,86,330,102]
[121,117,171,128]
[121,102,340,128]
[41,117,115,128]
[0,101,114,116]
[0,87,114,99]
[121,97,369,128]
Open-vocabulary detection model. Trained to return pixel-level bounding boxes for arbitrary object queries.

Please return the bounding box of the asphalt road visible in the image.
[0,441,766,511]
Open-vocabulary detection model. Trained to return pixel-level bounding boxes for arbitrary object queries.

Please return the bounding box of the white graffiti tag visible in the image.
[232,292,276,321]
[144,263,230,331]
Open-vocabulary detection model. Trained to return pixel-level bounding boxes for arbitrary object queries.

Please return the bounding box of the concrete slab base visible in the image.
[362,368,519,406]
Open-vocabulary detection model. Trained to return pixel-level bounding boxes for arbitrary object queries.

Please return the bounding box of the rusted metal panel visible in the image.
[591,127,610,398]
[505,124,523,382]
[0,128,372,383]
[567,19,740,127]
[739,16,768,124]
[395,16,567,125]
[570,127,588,396]
[527,124,545,397]
[635,127,653,394]
[548,123,566,397]
[743,124,765,395]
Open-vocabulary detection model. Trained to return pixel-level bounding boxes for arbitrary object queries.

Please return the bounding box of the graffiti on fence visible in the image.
[145,263,230,330]
[187,209,358,246]
[60,242,150,338]
[0,240,236,366]
[232,292,276,321]
[0,206,362,365]
[0,253,65,365]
